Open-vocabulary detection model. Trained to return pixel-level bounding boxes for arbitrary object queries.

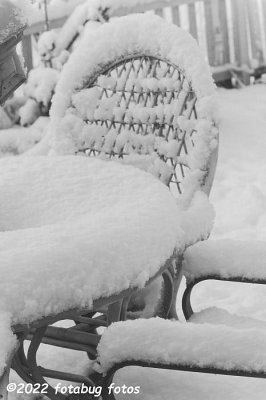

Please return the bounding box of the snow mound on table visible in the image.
[98,317,266,373]
[0,156,212,327]
[184,239,266,282]
[50,13,215,119]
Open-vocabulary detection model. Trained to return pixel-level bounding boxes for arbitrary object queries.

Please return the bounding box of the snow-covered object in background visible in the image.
[184,239,266,282]
[18,67,60,126]
[9,0,33,23]
[37,30,59,60]
[23,67,60,107]
[55,1,89,53]
[37,1,90,66]
[98,317,266,374]
[0,117,49,156]
[18,98,41,126]
[0,0,28,44]
[2,97,26,125]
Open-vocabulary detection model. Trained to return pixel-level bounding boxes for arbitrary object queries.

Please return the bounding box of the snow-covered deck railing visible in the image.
[98,317,266,399]
[23,0,266,84]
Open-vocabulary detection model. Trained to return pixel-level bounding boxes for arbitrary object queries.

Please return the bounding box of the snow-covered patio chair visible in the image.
[0,14,218,399]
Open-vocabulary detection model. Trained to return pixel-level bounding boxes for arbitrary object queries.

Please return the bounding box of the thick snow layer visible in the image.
[98,317,266,373]
[0,156,211,327]
[0,156,213,377]
[50,13,215,119]
[184,239,266,282]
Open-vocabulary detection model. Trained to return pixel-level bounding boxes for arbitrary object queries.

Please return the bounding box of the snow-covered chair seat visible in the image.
[98,317,266,399]
[182,240,266,319]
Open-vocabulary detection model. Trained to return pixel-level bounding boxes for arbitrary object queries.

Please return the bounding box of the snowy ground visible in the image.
[5,84,266,399]
[112,85,266,399]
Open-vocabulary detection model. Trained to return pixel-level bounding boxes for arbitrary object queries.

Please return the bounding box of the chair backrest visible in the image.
[50,13,218,200]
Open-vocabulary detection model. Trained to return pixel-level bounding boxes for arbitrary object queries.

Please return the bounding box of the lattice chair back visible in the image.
[49,14,218,201]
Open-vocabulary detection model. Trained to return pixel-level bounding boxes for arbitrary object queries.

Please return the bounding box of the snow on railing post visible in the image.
[155,7,163,17]
[261,0,266,63]
[230,0,251,83]
[172,5,180,26]
[204,0,231,69]
[204,0,216,66]
[21,35,33,72]
[217,0,230,65]
[188,3,197,40]
[246,0,264,68]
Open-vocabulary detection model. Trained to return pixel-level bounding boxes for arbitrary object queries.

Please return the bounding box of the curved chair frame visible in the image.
[182,275,266,321]
[100,356,266,400]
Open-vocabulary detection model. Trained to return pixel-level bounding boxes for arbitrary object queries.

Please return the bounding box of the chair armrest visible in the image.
[184,239,266,284]
[98,318,266,399]
[182,239,266,319]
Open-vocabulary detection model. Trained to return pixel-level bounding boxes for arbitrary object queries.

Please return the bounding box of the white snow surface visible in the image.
[184,239,266,282]
[0,156,182,325]
[98,317,266,373]
[50,13,215,119]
